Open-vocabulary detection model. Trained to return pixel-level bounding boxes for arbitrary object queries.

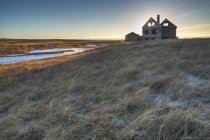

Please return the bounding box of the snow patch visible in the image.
[0,48,94,65]
[86,44,100,48]
[153,94,186,108]
[30,48,74,53]
[143,70,152,76]
[186,75,208,86]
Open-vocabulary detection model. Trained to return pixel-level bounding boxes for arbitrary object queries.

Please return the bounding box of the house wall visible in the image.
[141,16,177,40]
[142,25,162,40]
[125,34,143,42]
[162,27,176,39]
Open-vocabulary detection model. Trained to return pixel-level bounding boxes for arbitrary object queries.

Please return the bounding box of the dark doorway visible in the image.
[152,29,156,34]
[144,30,148,35]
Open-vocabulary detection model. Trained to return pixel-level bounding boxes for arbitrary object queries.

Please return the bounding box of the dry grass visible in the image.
[0,39,122,56]
[1,39,210,139]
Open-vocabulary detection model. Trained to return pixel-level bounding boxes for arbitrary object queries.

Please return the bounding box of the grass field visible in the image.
[1,39,210,140]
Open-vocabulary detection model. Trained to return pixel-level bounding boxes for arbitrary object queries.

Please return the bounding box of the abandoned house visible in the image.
[125,32,143,42]
[142,15,177,40]
[125,15,177,41]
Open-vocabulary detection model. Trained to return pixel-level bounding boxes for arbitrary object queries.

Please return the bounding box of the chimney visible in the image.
[157,15,160,24]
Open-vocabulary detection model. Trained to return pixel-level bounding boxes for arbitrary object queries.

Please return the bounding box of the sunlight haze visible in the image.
[0,0,210,39]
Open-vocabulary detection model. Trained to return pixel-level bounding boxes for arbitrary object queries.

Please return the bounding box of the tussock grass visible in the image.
[1,39,210,139]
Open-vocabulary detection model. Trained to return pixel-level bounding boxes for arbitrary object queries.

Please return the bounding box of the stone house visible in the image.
[142,15,177,40]
[125,15,177,41]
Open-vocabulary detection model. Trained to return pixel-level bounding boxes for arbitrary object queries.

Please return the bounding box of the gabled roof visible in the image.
[126,32,139,36]
[142,17,157,28]
[161,19,177,28]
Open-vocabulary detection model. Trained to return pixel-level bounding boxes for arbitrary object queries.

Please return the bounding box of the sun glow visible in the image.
[178,24,210,38]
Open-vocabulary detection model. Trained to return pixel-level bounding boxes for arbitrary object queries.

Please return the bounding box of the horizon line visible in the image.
[1,36,210,40]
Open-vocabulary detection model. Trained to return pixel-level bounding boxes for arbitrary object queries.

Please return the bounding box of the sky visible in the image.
[0,0,210,39]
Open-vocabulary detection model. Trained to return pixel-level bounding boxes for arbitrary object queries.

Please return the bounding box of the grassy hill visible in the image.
[1,39,210,140]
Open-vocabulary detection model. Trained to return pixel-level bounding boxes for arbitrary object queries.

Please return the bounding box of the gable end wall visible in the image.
[162,27,176,39]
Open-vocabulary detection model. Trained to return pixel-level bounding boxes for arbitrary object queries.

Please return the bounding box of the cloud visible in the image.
[176,9,202,19]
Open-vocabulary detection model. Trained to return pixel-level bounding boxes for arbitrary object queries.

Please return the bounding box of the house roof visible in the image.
[126,32,139,36]
[142,17,177,28]
[161,19,177,28]
[142,17,157,28]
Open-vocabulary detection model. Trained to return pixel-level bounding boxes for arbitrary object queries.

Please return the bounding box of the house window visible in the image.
[163,23,169,26]
[148,22,151,27]
[144,30,148,35]
[152,29,156,34]
[152,22,155,26]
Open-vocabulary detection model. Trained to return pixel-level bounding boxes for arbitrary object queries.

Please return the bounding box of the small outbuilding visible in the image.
[125,32,143,42]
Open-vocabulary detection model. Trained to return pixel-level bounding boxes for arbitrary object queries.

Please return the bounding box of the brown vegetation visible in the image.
[0,39,122,56]
[1,39,210,140]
